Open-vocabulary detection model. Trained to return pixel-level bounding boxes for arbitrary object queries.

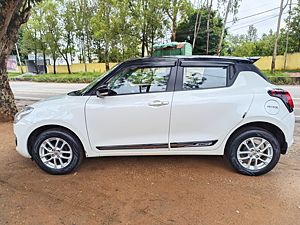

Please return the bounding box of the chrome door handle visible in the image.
[148,100,169,106]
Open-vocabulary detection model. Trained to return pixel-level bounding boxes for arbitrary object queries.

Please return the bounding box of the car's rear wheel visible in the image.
[226,128,281,176]
[32,129,84,175]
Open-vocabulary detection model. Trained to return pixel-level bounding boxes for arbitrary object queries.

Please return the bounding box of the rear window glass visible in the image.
[182,67,227,90]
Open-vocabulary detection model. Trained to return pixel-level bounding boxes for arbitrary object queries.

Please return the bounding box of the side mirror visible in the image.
[96,85,109,98]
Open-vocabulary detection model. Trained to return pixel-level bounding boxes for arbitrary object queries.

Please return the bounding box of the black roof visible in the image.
[125,55,260,64]
[163,55,260,63]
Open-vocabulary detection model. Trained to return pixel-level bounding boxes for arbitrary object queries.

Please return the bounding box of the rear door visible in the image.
[169,60,254,151]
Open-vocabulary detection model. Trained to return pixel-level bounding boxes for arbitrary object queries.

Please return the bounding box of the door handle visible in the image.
[148,100,169,106]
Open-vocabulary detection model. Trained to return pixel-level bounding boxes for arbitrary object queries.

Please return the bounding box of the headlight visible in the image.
[14,107,34,124]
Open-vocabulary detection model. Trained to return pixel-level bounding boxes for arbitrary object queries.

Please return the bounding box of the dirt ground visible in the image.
[1,110,300,224]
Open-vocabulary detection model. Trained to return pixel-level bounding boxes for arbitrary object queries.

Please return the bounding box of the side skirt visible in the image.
[96,140,218,151]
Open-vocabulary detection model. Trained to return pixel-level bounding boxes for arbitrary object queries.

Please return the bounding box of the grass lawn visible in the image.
[262,70,289,77]
[8,72,102,83]
[262,69,300,77]
[8,72,22,77]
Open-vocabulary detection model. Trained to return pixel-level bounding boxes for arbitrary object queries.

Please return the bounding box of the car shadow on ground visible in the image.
[78,155,235,175]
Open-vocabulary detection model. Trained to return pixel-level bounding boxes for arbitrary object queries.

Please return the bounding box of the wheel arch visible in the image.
[27,125,85,157]
[225,122,287,155]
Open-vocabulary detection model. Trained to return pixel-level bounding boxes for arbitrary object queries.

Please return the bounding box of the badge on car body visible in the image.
[265,100,280,115]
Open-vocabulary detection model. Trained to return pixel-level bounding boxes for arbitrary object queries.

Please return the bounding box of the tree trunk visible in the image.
[0,1,20,39]
[192,9,203,50]
[66,57,71,74]
[150,27,155,57]
[0,0,29,121]
[87,34,91,63]
[171,17,177,42]
[58,49,71,74]
[141,31,146,57]
[271,0,286,73]
[97,41,102,63]
[283,0,292,70]
[0,67,17,122]
[104,37,110,71]
[53,54,57,74]
[34,48,39,74]
[43,50,47,74]
[217,0,231,56]
[206,0,213,54]
[0,4,18,115]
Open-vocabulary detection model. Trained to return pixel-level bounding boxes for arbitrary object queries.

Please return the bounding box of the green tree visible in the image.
[162,0,193,42]
[74,0,98,64]
[91,0,165,67]
[271,0,288,73]
[225,28,287,57]
[11,29,26,69]
[246,25,258,42]
[57,0,77,74]
[91,0,116,70]
[43,0,61,74]
[129,0,168,57]
[225,25,258,56]
[30,4,49,73]
[217,0,242,55]
[284,0,300,53]
[20,20,41,73]
[21,1,56,74]
[176,8,224,55]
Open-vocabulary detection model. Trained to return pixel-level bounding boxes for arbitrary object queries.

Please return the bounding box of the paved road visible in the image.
[280,85,300,121]
[9,82,300,121]
[10,81,87,100]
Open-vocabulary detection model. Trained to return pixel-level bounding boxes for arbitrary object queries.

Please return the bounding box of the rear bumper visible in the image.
[281,112,295,148]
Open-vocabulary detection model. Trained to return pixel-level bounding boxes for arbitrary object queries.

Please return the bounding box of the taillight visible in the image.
[268,89,294,113]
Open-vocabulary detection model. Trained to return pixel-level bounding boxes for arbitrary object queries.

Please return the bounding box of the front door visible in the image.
[85,65,176,153]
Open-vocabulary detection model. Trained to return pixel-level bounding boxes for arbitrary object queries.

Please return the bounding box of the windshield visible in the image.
[77,64,120,95]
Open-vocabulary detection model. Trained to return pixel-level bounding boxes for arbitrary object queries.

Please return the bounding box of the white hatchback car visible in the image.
[14,56,295,175]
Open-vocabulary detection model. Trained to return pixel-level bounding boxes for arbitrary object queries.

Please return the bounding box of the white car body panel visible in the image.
[169,73,254,152]
[14,94,93,158]
[85,92,173,152]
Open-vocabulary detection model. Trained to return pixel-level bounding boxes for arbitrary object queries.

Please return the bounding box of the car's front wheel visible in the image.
[226,128,281,176]
[32,129,84,175]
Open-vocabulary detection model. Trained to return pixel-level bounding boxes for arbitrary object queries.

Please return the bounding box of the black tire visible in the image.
[226,128,281,176]
[32,129,84,175]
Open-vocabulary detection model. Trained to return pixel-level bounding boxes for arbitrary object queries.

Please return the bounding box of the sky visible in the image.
[216,0,294,37]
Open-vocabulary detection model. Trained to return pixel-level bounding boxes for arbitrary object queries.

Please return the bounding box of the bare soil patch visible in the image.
[15,99,37,110]
[1,122,299,224]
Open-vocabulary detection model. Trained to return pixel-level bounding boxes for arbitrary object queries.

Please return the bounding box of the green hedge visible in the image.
[267,77,300,85]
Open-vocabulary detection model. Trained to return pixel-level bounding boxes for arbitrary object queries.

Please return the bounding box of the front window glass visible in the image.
[183,67,227,90]
[108,67,171,95]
